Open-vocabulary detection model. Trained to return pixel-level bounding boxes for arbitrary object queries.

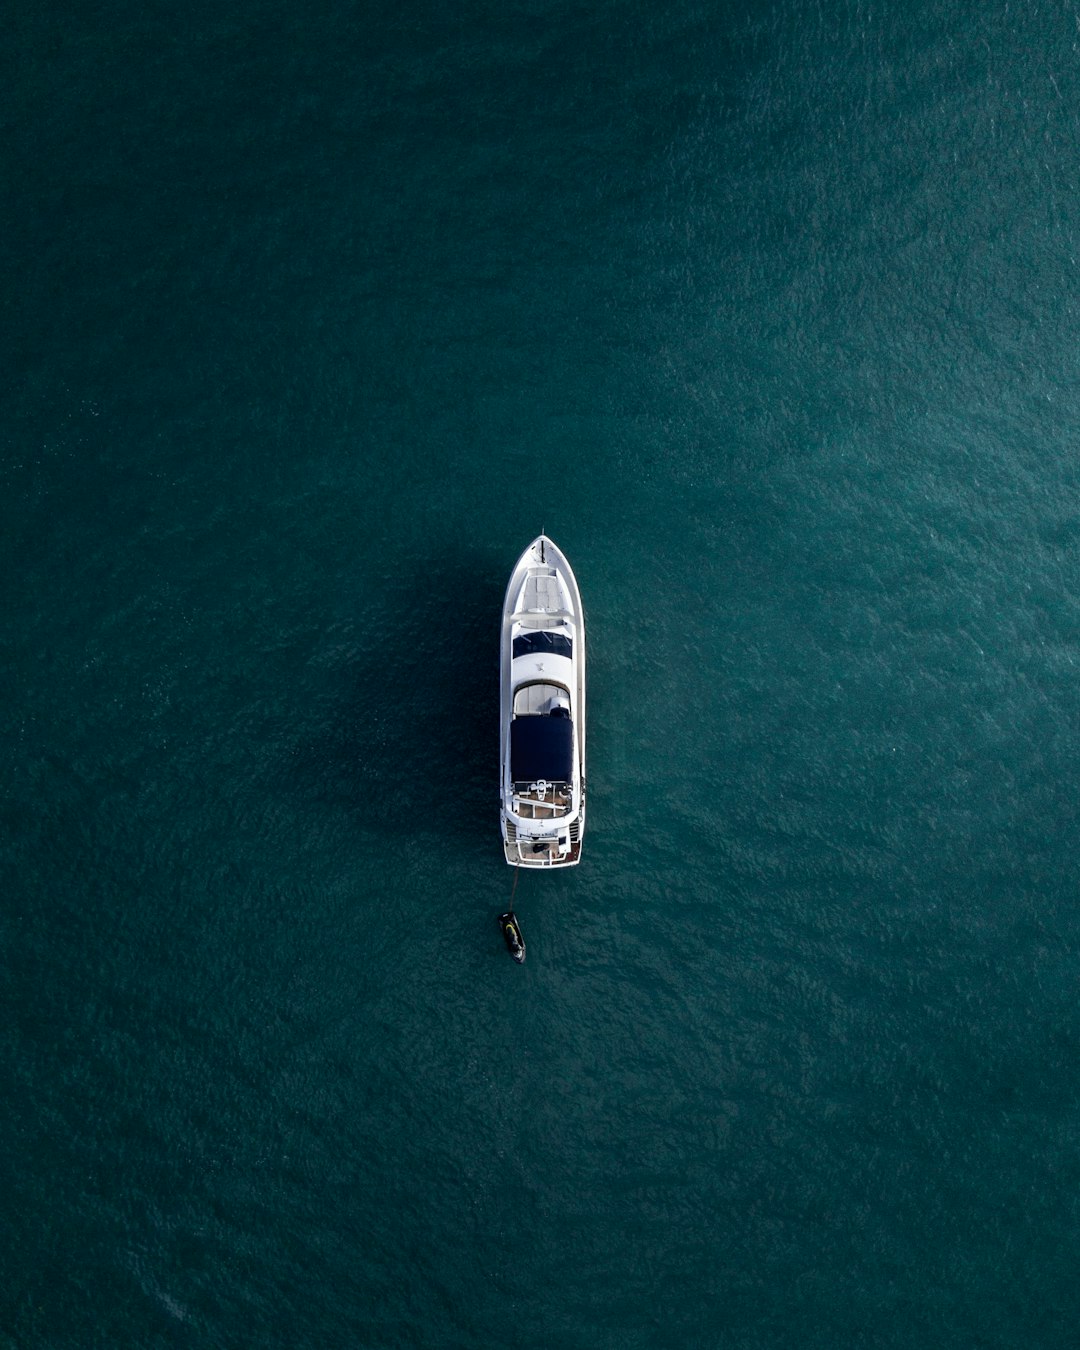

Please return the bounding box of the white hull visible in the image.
[499,536,585,867]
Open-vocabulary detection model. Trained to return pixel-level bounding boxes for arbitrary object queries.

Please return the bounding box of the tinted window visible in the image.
[513,632,572,660]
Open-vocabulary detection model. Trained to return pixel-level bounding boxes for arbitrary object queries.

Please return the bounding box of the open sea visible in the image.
[3,2,1080,1346]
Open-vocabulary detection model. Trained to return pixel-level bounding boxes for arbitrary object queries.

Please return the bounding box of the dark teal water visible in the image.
[4,2,1080,1345]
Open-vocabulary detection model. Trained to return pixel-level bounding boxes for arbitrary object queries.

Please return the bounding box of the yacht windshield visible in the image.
[512,632,572,660]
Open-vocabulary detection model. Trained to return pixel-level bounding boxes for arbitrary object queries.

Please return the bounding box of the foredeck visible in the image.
[520,571,568,617]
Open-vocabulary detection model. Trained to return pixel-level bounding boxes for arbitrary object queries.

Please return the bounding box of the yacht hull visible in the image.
[499,536,585,868]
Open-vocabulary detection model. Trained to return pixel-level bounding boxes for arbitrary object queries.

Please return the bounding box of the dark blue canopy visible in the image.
[510,715,573,782]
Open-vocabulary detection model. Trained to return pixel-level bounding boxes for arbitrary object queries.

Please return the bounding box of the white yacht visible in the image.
[500,535,585,867]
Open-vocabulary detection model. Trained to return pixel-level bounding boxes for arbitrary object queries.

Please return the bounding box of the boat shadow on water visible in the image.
[289,548,502,855]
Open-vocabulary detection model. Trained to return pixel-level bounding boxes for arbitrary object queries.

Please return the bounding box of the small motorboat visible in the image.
[499,535,585,868]
[498,910,526,963]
